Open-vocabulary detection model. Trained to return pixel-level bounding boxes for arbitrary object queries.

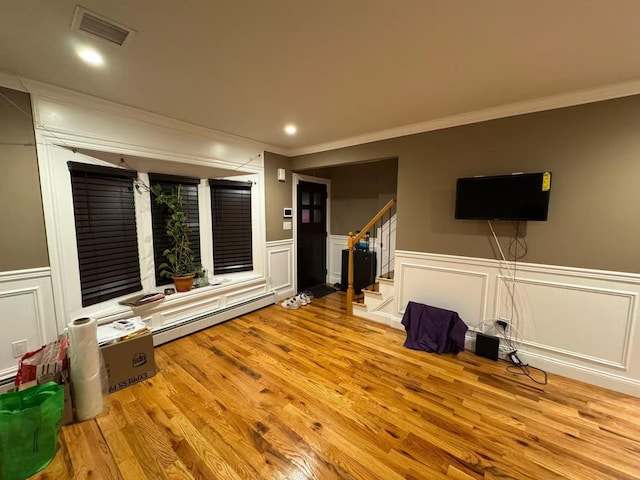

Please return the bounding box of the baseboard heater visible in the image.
[151,291,277,346]
[0,375,16,394]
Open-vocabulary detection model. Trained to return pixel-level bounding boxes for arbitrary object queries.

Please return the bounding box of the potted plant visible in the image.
[151,184,196,292]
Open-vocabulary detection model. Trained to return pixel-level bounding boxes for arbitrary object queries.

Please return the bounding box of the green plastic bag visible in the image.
[0,382,64,480]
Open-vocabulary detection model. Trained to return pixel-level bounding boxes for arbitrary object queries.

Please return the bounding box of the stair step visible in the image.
[362,288,381,296]
[377,276,394,284]
[352,301,366,307]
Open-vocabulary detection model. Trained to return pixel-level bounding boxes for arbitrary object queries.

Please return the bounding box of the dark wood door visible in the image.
[297,181,327,291]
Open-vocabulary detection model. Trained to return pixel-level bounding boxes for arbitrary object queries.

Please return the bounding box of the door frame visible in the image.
[292,173,331,293]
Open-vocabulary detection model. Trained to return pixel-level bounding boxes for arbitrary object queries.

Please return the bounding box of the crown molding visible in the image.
[285,79,640,157]
[4,70,640,159]
[0,71,289,156]
[0,70,28,92]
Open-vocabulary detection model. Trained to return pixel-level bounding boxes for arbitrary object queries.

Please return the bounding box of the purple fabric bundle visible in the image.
[401,301,468,354]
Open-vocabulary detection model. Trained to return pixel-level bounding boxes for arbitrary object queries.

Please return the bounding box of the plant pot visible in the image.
[172,275,195,292]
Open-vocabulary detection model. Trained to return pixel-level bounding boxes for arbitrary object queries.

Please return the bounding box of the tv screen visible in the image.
[455,172,551,221]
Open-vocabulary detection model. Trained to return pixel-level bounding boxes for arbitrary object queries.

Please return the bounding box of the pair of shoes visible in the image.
[281,297,301,309]
[294,292,312,305]
[280,292,313,310]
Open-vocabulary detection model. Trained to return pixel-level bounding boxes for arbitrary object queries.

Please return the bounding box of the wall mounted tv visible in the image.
[455,172,551,221]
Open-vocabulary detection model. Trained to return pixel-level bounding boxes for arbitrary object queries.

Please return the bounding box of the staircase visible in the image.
[346,199,397,328]
[351,272,399,327]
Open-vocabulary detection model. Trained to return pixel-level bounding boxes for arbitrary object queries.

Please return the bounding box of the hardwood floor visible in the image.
[34,292,640,479]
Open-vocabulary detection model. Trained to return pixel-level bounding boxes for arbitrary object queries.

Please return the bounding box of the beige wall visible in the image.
[264,151,293,241]
[293,95,640,274]
[0,87,49,270]
[310,159,398,235]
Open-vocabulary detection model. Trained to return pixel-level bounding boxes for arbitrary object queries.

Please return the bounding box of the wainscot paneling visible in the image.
[393,250,640,396]
[329,235,349,286]
[266,239,294,300]
[0,268,57,381]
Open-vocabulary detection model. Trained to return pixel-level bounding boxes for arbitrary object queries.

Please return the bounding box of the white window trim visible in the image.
[36,137,265,334]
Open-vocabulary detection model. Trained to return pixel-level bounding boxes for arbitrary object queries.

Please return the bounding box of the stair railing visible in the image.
[346,198,396,315]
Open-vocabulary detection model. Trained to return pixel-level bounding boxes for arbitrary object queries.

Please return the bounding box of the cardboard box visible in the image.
[61,380,74,425]
[100,332,156,394]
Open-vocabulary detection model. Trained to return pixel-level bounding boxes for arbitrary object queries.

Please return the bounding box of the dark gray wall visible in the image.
[264,151,293,241]
[0,87,49,270]
[312,159,397,235]
[292,95,640,273]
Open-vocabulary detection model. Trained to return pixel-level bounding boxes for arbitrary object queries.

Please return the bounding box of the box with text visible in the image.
[100,332,156,393]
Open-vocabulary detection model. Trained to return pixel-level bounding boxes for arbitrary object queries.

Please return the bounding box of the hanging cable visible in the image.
[488,220,521,333]
[0,81,77,152]
[487,220,548,386]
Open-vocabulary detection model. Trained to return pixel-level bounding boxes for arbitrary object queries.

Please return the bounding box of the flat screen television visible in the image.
[455,172,551,221]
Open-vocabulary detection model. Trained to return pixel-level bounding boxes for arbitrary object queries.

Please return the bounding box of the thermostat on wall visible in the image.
[283,208,292,218]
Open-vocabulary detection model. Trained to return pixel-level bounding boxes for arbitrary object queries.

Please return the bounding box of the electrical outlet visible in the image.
[11,339,28,358]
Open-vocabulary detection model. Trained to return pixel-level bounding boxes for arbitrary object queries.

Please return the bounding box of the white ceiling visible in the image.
[2,1,640,153]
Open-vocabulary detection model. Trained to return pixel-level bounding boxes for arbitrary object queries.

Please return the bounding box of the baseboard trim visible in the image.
[355,311,403,331]
[152,292,276,346]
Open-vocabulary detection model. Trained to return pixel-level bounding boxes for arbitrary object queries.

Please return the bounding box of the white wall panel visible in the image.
[394,251,640,396]
[496,276,636,368]
[397,263,489,325]
[0,269,57,380]
[266,240,294,300]
[329,235,349,285]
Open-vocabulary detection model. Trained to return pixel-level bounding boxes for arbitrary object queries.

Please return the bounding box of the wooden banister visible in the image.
[346,198,396,315]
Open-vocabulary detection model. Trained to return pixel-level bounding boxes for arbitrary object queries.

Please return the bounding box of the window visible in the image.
[68,162,142,307]
[149,174,201,285]
[210,179,253,274]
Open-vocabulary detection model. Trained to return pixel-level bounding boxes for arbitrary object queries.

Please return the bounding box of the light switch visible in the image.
[283,221,292,230]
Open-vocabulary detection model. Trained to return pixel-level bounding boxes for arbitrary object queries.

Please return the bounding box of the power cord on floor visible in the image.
[506,351,548,385]
[493,321,547,385]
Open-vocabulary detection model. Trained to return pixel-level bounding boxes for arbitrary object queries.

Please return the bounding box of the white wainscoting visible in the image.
[0,268,58,381]
[329,235,349,286]
[266,239,295,300]
[393,250,640,396]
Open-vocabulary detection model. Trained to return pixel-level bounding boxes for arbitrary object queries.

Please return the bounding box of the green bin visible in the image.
[0,382,64,480]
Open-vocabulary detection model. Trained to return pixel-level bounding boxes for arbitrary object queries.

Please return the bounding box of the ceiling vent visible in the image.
[71,6,135,47]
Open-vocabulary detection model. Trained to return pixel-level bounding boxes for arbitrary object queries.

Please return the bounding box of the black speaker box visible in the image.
[475,333,500,361]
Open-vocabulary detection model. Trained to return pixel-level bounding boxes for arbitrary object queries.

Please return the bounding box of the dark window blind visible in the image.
[149,174,201,286]
[210,179,253,275]
[68,162,142,307]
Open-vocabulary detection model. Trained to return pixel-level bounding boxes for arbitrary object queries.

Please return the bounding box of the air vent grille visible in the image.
[72,6,135,47]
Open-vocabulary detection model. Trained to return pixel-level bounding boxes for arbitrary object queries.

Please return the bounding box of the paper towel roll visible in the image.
[68,317,104,421]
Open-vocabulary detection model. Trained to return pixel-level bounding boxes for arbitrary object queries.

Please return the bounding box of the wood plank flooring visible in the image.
[33,292,640,479]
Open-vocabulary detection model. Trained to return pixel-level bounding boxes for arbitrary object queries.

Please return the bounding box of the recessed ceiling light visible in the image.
[284,124,297,135]
[77,48,104,66]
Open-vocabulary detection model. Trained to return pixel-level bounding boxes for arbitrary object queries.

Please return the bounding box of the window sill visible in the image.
[155,273,264,304]
[89,273,265,325]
